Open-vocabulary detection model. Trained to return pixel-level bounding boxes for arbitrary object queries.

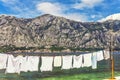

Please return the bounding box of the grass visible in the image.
[0,71,120,80]
[39,72,113,80]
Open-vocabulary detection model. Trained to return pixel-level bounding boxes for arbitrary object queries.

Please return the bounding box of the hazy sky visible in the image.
[0,0,120,22]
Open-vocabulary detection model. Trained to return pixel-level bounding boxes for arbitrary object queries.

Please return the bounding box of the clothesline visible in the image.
[6,51,94,56]
[0,50,110,74]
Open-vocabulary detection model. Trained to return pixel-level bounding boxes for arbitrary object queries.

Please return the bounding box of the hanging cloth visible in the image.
[40,56,53,72]
[6,54,23,74]
[54,56,62,67]
[26,56,39,71]
[20,56,28,72]
[72,55,82,68]
[103,50,110,60]
[91,52,97,69]
[82,53,92,67]
[96,51,104,61]
[0,53,8,69]
[61,55,73,69]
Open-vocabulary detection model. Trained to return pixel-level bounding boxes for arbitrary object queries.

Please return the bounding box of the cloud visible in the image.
[62,13,88,22]
[98,13,120,22]
[0,0,89,21]
[73,0,104,9]
[0,0,40,18]
[0,0,23,12]
[0,0,18,4]
[36,2,65,15]
[90,14,103,19]
[36,2,88,22]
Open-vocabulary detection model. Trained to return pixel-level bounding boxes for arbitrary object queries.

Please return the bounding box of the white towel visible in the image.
[62,55,73,69]
[92,52,97,69]
[0,53,8,69]
[54,56,62,67]
[96,51,104,61]
[73,55,82,68]
[103,50,110,60]
[26,56,39,71]
[6,55,15,73]
[40,56,53,72]
[83,53,92,67]
[6,55,23,74]
[20,56,28,72]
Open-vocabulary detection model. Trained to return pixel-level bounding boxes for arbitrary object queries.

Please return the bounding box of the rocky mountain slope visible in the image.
[0,14,120,49]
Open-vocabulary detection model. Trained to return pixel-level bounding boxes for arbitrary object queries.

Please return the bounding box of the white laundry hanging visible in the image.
[103,50,110,60]
[6,54,23,74]
[54,56,62,67]
[72,55,82,68]
[25,56,39,72]
[96,51,104,61]
[0,53,8,69]
[61,55,73,70]
[91,52,97,69]
[40,56,53,72]
[20,56,28,72]
[82,53,92,67]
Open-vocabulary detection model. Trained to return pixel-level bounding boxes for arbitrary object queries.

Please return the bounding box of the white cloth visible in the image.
[6,55,23,74]
[62,55,73,69]
[20,56,28,72]
[96,51,104,61]
[73,55,82,68]
[92,52,97,69]
[25,56,39,71]
[83,53,92,67]
[54,56,62,67]
[40,56,53,72]
[0,53,8,69]
[6,55,15,73]
[115,76,120,80]
[103,50,110,60]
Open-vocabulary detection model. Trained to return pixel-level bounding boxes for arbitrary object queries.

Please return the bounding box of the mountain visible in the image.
[0,14,120,50]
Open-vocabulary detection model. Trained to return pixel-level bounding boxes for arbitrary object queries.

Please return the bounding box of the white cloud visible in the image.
[0,0,18,4]
[91,14,103,19]
[73,0,104,9]
[98,13,120,22]
[0,0,89,21]
[36,2,64,15]
[0,0,23,12]
[0,0,40,18]
[36,2,88,22]
[62,13,88,22]
[91,15,96,18]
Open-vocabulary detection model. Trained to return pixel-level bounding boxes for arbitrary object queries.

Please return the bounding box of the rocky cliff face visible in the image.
[0,14,120,49]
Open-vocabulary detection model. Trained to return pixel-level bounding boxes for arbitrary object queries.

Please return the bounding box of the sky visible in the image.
[0,0,120,22]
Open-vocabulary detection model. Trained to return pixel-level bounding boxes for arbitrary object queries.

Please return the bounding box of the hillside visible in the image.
[0,14,120,51]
